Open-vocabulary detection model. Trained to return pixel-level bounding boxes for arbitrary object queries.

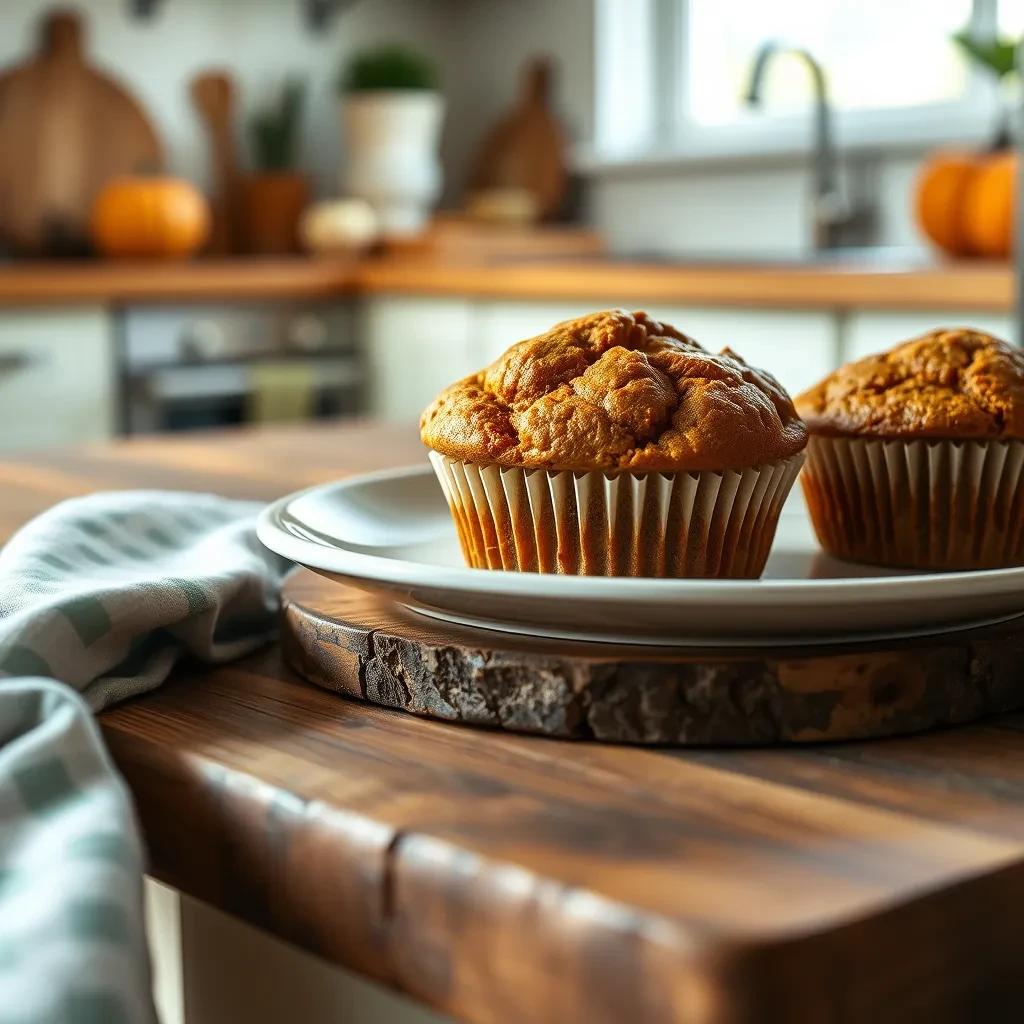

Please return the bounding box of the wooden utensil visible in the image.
[467,55,568,221]
[190,70,241,254]
[0,9,163,255]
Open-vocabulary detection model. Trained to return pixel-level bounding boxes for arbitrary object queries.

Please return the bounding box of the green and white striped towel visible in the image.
[0,491,289,1024]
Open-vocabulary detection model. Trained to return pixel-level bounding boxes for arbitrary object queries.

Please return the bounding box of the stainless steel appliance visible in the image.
[118,302,362,434]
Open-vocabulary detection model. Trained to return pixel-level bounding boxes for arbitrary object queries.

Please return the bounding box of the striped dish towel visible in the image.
[0,491,289,1023]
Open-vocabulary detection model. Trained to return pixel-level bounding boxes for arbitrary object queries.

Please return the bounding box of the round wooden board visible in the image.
[281,568,1024,746]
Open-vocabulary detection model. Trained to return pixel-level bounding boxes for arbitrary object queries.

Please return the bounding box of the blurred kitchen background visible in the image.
[0,0,1021,452]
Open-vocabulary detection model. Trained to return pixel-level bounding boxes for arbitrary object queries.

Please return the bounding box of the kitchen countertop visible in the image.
[0,257,362,305]
[3,422,1024,1023]
[0,253,1013,311]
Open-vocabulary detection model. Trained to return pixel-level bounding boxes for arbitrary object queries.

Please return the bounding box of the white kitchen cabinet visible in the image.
[362,298,842,421]
[477,303,839,397]
[651,305,839,397]
[361,297,478,421]
[146,883,453,1024]
[843,311,1015,363]
[0,306,115,452]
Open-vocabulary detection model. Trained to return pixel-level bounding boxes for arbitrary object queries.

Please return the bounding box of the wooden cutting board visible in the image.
[0,9,163,255]
[467,56,568,221]
[383,212,604,259]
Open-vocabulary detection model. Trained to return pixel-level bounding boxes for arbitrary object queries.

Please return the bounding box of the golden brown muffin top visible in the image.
[796,327,1024,439]
[420,310,806,472]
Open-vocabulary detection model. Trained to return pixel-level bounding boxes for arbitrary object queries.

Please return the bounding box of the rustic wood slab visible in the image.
[282,571,1024,745]
[6,424,1024,1023]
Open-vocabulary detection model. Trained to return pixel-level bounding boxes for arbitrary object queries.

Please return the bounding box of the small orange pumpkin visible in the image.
[915,150,1017,259]
[961,151,1016,258]
[90,176,210,259]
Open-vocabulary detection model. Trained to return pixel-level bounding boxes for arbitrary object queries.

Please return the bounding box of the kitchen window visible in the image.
[590,0,1021,167]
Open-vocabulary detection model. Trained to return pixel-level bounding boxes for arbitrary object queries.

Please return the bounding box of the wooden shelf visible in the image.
[0,253,1013,312]
[356,256,1015,312]
[0,257,361,305]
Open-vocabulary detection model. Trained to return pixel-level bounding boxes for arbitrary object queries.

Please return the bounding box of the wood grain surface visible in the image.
[0,254,1012,311]
[283,575,1024,744]
[0,257,360,306]
[352,253,1016,311]
[4,422,1024,1023]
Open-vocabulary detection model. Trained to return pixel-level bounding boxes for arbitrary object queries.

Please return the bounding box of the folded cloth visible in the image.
[0,491,289,1023]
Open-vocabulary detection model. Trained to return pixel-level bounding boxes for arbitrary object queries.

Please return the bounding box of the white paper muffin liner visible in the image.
[801,435,1024,570]
[428,451,804,578]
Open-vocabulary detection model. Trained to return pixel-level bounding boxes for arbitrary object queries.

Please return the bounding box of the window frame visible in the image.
[583,0,1004,172]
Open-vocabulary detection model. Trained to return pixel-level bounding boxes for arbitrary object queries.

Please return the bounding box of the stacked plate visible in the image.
[257,464,1024,647]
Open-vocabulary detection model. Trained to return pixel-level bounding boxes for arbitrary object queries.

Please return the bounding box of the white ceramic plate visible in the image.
[257,464,1024,646]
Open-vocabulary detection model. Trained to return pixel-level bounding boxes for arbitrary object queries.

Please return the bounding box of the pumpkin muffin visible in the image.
[796,327,1024,570]
[421,309,806,578]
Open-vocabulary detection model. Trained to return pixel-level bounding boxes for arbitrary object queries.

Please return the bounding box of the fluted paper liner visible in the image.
[801,435,1024,570]
[429,452,804,578]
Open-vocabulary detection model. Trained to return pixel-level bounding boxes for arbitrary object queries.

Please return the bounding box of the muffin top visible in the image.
[420,309,806,472]
[796,327,1024,439]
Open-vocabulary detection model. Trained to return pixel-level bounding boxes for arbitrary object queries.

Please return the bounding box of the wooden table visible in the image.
[3,422,1024,1024]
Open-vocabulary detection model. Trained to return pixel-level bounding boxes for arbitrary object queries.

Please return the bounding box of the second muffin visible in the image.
[796,327,1024,570]
[420,309,807,578]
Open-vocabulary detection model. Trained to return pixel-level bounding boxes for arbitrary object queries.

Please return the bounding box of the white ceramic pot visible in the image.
[341,91,444,237]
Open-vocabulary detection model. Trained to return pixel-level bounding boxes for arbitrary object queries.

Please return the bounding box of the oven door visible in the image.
[125,358,363,434]
[119,304,363,434]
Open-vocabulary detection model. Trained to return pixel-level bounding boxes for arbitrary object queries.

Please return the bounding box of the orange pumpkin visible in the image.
[961,152,1016,258]
[915,150,1017,259]
[90,176,210,258]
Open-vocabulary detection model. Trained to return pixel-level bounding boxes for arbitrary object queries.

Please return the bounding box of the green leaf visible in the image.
[248,76,307,172]
[952,29,1018,79]
[340,45,439,94]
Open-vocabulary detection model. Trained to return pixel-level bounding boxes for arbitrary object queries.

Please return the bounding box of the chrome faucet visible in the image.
[745,41,874,250]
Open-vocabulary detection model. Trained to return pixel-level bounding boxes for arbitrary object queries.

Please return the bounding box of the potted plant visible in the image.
[339,45,443,237]
[952,28,1017,147]
[241,77,309,254]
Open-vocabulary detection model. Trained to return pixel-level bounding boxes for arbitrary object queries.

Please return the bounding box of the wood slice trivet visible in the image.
[281,569,1024,746]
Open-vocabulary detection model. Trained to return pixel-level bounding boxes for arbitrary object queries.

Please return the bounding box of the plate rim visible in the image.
[256,464,1024,607]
